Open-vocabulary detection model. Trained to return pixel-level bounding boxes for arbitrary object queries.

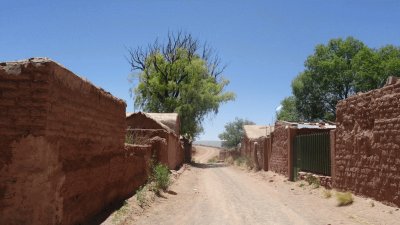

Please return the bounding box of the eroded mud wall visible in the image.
[126,129,170,167]
[269,123,289,176]
[0,58,151,225]
[127,115,183,170]
[334,80,400,206]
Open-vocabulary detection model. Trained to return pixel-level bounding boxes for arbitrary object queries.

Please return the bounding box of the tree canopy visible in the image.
[128,32,235,139]
[291,37,400,121]
[276,96,301,122]
[218,118,255,149]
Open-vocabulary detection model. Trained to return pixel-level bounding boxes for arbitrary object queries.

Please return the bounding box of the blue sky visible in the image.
[1,1,400,140]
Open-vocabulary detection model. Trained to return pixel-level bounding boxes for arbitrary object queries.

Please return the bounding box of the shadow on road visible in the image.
[190,162,227,169]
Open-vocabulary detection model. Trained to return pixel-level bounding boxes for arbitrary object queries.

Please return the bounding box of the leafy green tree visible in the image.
[218,118,255,149]
[128,32,235,139]
[292,37,400,121]
[353,45,400,92]
[276,96,301,121]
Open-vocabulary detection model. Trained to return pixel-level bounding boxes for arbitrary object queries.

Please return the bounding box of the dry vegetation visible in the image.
[125,133,152,145]
[207,156,219,163]
[336,191,354,206]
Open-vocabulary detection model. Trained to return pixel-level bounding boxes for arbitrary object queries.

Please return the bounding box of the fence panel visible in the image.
[294,132,331,178]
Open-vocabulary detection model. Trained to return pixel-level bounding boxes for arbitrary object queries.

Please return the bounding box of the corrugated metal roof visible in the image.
[279,121,336,129]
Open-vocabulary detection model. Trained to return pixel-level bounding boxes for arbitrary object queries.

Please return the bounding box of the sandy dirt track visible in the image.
[128,146,400,225]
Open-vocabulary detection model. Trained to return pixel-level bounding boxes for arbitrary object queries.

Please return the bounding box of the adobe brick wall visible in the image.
[126,129,170,167]
[269,122,289,176]
[240,138,250,157]
[334,79,400,206]
[127,114,183,170]
[269,121,333,178]
[0,58,151,225]
[242,138,266,171]
[264,136,272,171]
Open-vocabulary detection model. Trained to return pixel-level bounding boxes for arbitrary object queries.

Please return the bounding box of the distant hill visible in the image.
[193,140,223,148]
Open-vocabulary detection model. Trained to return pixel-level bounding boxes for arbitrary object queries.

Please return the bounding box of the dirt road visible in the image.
[191,145,220,163]
[129,146,400,225]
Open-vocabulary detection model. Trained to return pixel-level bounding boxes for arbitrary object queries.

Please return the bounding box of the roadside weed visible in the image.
[336,191,354,206]
[151,163,171,194]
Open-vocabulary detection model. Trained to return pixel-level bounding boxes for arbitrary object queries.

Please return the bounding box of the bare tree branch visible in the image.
[127,31,228,101]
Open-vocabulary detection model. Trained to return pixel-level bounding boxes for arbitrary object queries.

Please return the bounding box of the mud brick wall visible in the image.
[264,136,272,171]
[270,122,289,176]
[243,138,266,171]
[126,129,170,167]
[127,114,184,170]
[0,58,151,225]
[255,138,266,171]
[334,79,400,206]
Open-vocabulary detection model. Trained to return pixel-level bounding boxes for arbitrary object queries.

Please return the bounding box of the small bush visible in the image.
[336,192,354,206]
[151,163,171,193]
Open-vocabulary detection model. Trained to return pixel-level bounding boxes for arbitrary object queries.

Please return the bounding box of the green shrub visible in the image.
[151,163,171,193]
[336,192,354,206]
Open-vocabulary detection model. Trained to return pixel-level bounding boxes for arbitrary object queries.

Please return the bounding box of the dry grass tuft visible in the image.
[336,191,354,206]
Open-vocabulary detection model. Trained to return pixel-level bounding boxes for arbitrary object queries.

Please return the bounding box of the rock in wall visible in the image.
[0,58,151,224]
[334,79,400,206]
[270,123,289,176]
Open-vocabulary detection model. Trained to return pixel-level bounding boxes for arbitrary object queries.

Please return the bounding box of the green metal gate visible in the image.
[293,132,331,180]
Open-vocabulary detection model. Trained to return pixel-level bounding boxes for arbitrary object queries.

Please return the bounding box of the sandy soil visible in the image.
[105,146,400,225]
[191,145,220,163]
